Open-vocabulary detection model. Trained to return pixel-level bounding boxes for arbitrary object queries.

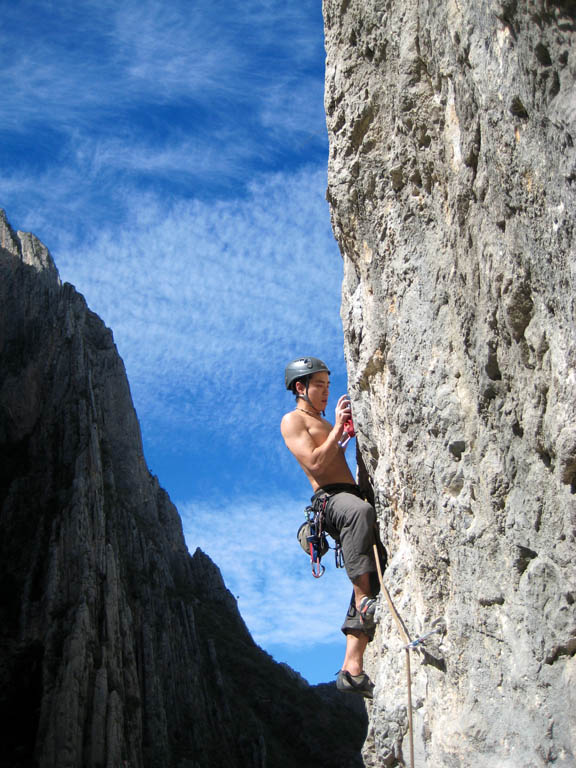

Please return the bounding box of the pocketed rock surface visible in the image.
[323,1,576,765]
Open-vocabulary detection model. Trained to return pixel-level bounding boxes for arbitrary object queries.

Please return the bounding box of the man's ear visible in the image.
[294,380,306,396]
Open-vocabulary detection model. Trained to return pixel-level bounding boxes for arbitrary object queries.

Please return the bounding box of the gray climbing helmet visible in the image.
[284,357,330,391]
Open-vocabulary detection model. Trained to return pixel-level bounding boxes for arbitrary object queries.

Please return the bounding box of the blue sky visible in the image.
[1,0,354,684]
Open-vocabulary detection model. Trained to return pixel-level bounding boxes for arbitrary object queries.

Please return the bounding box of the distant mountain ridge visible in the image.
[0,209,366,768]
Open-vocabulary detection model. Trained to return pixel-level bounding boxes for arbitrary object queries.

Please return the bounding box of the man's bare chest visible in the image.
[308,420,332,445]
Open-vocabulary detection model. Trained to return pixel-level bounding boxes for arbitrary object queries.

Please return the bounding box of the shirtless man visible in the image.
[281,356,380,698]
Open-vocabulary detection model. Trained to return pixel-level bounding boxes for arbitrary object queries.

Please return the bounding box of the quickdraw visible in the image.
[403,618,446,650]
[338,418,356,448]
[299,496,345,578]
[304,503,327,578]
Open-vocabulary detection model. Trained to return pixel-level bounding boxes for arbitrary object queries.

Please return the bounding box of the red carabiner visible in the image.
[343,418,355,438]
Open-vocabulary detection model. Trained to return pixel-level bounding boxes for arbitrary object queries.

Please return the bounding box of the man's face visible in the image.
[302,372,330,411]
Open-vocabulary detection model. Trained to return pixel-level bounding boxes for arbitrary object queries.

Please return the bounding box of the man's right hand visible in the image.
[335,394,352,427]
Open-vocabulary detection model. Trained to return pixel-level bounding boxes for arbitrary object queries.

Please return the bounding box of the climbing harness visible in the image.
[372,543,446,768]
[297,496,344,578]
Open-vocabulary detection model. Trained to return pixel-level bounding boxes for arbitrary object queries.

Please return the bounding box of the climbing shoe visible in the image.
[358,596,377,628]
[336,670,375,699]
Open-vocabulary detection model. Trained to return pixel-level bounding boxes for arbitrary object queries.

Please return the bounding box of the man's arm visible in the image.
[281,395,351,475]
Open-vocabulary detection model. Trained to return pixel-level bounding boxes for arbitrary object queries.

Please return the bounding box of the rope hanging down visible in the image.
[372,543,446,768]
[373,544,415,768]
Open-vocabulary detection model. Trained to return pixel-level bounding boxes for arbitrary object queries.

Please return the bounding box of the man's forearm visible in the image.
[308,423,345,472]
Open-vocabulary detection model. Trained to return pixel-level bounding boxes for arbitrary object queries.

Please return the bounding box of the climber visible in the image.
[281,357,381,699]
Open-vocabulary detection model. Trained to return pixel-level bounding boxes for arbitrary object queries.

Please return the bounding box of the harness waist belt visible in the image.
[311,483,363,503]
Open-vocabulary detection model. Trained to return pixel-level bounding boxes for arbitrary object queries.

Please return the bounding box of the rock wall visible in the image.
[0,209,366,768]
[323,1,576,766]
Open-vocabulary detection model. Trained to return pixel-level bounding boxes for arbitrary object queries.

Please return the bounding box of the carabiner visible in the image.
[310,542,325,578]
[312,560,326,578]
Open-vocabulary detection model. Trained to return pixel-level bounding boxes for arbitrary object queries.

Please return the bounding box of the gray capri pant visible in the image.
[312,483,382,641]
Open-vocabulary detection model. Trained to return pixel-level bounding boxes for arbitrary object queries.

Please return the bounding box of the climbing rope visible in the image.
[372,541,446,768]
[373,543,415,768]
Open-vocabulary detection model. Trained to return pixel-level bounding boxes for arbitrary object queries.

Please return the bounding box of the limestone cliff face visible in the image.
[0,210,366,768]
[324,1,576,766]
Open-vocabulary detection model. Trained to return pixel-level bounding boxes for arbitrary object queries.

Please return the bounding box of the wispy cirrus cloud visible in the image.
[0,0,325,134]
[74,132,267,181]
[54,166,343,449]
[0,0,328,241]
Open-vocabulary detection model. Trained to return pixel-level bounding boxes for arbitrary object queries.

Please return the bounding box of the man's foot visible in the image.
[357,596,377,628]
[336,669,375,699]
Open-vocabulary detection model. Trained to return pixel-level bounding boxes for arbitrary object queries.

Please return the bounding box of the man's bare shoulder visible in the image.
[280,409,305,436]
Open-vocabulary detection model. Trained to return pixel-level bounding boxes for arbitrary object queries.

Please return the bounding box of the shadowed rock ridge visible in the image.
[0,209,366,768]
[323,1,576,766]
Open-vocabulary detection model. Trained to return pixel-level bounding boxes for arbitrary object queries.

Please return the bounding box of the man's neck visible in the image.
[296,403,322,418]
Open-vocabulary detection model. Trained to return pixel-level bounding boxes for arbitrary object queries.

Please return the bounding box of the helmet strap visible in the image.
[296,377,312,405]
[296,381,326,416]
